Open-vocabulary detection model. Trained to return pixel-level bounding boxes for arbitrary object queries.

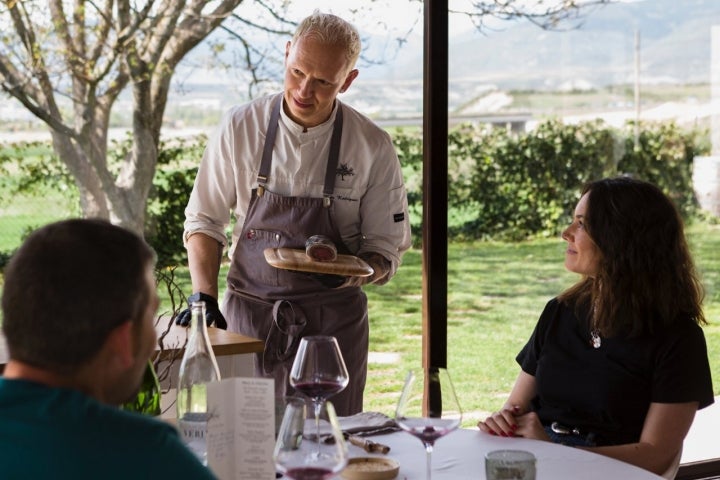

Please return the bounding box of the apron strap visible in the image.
[257,94,344,205]
[322,103,344,207]
[257,94,283,193]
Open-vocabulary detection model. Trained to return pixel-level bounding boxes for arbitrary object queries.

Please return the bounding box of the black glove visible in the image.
[311,273,347,288]
[175,292,228,329]
[297,271,347,288]
[343,253,391,288]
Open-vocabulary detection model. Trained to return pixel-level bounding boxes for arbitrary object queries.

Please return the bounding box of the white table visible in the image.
[348,428,663,480]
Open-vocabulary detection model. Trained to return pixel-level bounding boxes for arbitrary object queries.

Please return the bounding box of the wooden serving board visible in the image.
[263,248,374,277]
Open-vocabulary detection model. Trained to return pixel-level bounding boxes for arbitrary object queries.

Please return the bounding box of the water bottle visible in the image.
[177,301,221,465]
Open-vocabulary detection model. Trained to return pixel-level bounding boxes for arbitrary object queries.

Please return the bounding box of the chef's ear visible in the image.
[339,69,359,94]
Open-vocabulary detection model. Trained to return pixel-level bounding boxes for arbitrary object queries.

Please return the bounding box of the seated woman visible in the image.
[477,176,714,476]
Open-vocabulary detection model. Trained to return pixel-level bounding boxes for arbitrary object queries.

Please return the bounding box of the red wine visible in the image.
[284,466,334,480]
[292,380,345,400]
[397,417,460,446]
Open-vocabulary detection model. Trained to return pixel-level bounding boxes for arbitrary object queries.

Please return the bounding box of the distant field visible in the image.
[0,82,711,136]
[507,83,710,114]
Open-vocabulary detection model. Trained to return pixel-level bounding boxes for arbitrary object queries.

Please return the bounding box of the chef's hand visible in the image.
[311,273,347,288]
[175,292,228,329]
[342,253,391,288]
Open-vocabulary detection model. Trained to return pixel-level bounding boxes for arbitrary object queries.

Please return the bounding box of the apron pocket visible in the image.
[243,227,283,286]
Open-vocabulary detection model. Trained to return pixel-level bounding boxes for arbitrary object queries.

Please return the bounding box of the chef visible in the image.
[179,11,411,415]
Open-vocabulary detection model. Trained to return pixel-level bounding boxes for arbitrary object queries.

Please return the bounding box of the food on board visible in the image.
[305,235,338,262]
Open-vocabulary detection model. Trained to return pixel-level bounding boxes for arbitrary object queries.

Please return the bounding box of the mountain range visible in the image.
[4,0,716,127]
[365,0,719,90]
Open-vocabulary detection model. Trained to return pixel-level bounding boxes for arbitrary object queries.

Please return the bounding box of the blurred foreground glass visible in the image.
[274,399,348,480]
[395,367,462,480]
[177,301,221,465]
[485,450,536,480]
[276,395,304,439]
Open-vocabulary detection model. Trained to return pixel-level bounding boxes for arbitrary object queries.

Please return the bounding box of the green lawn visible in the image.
[152,221,720,428]
[2,216,719,429]
[362,221,720,427]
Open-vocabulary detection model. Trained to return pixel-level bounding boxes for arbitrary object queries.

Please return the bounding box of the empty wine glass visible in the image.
[395,367,463,480]
[289,336,349,454]
[274,399,348,480]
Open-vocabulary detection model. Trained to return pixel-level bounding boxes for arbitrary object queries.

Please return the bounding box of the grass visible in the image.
[369,221,720,428]
[0,190,75,252]
[1,200,719,429]
[151,221,720,428]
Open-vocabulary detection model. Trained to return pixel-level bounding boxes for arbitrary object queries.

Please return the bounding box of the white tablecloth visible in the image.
[347,428,663,480]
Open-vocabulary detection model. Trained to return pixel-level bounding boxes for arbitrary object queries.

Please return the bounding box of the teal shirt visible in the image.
[0,378,217,480]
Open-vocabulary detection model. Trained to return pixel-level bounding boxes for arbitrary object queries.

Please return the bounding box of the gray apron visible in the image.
[223,94,368,415]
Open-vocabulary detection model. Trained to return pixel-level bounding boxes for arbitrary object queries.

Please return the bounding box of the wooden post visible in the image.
[422,0,449,372]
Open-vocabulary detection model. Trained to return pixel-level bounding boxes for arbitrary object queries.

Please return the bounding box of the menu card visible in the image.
[206,377,276,480]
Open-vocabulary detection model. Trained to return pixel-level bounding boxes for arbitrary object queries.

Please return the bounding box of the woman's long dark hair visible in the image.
[558,177,705,337]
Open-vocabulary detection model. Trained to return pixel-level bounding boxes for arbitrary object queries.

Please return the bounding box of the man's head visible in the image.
[1,219,158,403]
[283,11,361,128]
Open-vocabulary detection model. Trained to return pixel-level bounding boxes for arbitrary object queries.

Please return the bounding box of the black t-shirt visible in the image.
[517,298,714,446]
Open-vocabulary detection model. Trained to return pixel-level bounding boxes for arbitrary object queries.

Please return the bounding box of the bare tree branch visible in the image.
[451,0,612,33]
[0,0,611,237]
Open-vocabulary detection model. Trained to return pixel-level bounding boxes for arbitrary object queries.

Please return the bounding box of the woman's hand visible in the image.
[512,412,550,441]
[477,405,521,437]
[478,371,544,438]
[478,407,550,442]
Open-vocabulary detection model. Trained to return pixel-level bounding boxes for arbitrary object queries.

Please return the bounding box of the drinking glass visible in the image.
[395,367,463,480]
[274,399,348,480]
[289,336,349,452]
[485,450,536,480]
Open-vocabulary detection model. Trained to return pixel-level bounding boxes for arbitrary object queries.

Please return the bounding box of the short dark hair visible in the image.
[560,176,705,336]
[1,219,156,373]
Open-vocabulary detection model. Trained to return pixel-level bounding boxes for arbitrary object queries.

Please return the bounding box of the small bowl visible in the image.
[341,457,400,480]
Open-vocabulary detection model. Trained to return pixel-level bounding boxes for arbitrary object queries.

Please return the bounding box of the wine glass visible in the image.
[274,398,348,480]
[395,367,463,480]
[289,336,349,453]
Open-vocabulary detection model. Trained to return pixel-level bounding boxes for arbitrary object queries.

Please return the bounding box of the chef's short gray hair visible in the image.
[293,10,361,71]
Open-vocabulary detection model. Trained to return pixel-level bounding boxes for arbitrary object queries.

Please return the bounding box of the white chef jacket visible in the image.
[184,93,411,277]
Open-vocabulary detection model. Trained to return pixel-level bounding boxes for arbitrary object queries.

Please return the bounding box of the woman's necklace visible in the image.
[590,299,601,348]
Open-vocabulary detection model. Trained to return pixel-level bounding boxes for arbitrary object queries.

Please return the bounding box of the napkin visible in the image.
[337,411,400,437]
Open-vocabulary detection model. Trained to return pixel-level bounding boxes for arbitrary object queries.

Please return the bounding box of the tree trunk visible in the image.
[0,0,247,237]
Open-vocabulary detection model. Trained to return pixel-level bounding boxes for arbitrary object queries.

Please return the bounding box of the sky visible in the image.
[231,0,480,38]
[220,0,487,84]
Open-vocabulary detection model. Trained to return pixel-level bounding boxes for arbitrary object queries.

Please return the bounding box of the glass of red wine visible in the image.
[289,335,349,456]
[395,367,463,480]
[273,398,348,480]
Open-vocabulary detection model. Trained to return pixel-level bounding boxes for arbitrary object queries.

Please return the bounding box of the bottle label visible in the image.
[179,412,208,464]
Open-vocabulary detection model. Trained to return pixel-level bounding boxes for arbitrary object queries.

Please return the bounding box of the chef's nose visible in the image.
[298,78,313,97]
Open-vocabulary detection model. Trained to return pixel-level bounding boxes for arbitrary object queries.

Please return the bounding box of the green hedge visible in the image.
[397,119,707,244]
[0,119,709,269]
